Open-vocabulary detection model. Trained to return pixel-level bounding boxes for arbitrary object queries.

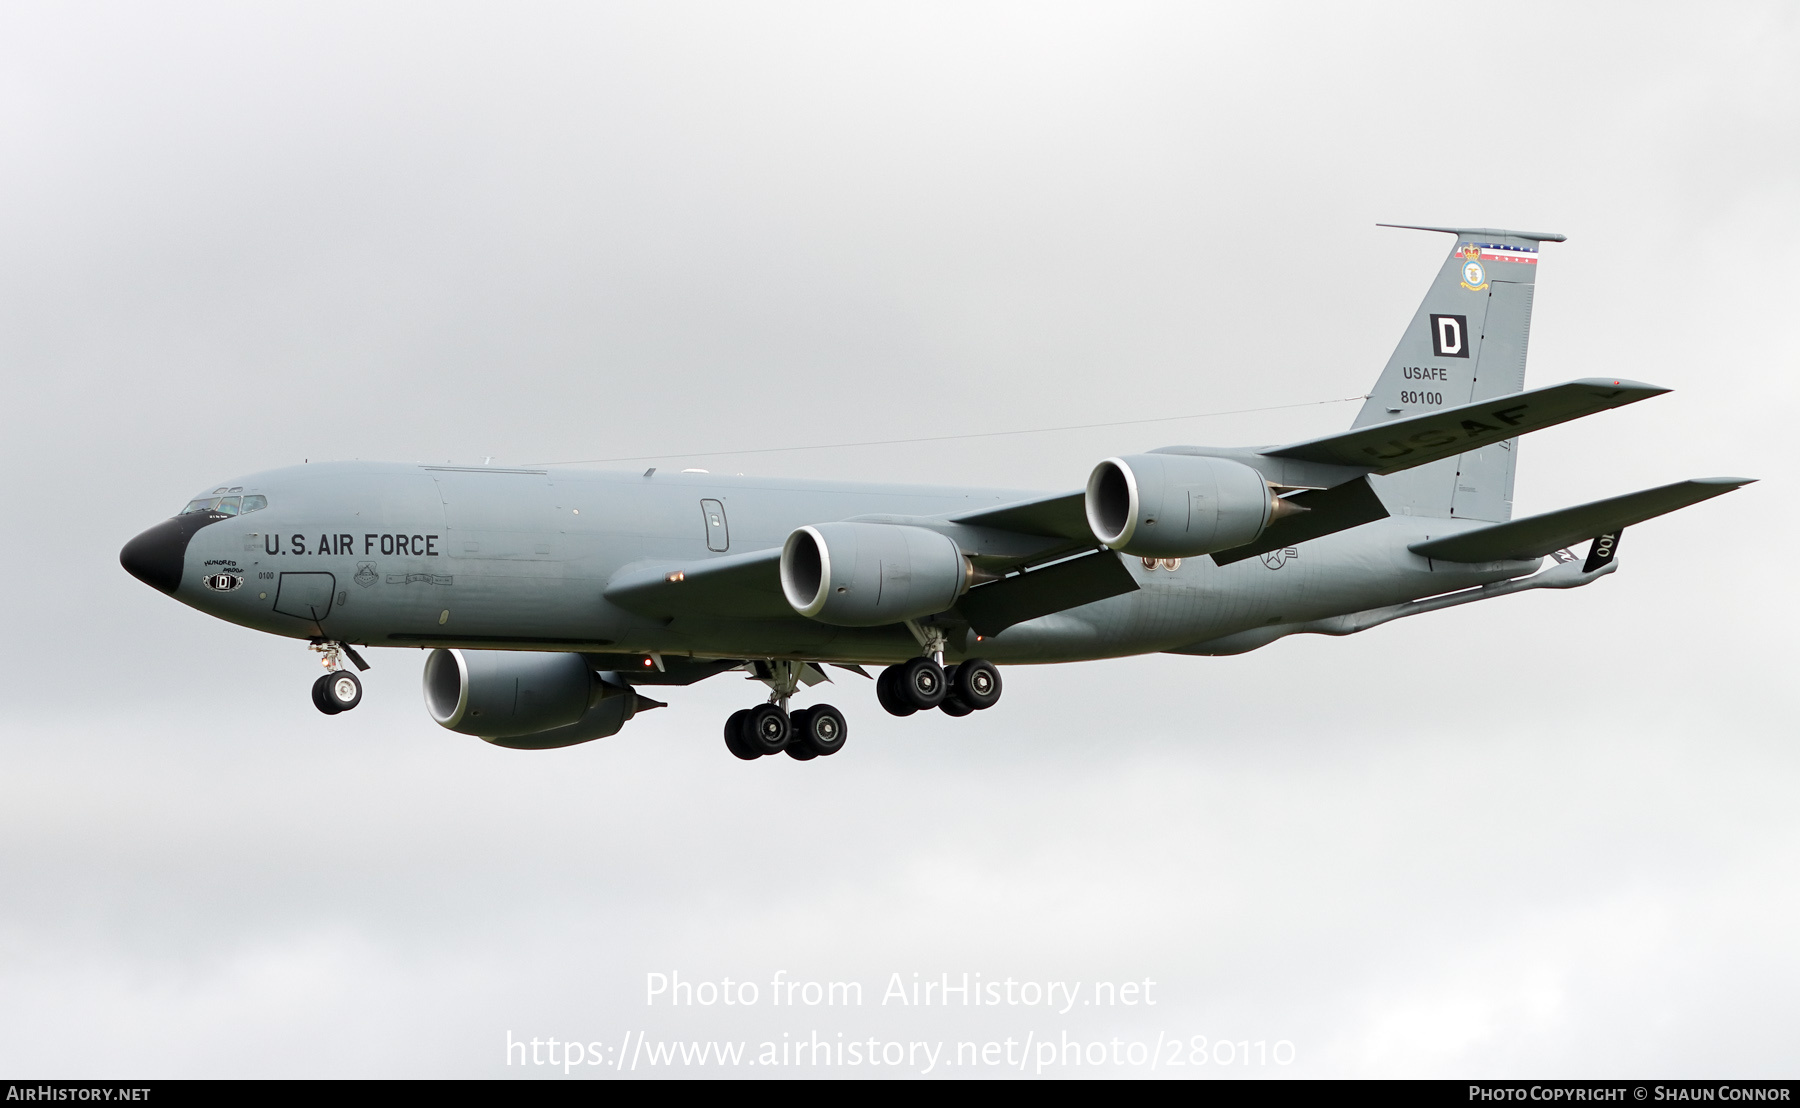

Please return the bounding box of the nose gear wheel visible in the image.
[312,670,362,714]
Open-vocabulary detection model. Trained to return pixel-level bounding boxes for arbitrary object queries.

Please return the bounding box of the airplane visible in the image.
[120,224,1753,761]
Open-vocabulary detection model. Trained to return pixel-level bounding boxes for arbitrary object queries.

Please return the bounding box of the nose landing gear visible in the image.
[312,670,363,714]
[308,640,370,715]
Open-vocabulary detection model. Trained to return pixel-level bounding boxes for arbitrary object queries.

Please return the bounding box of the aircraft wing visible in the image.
[602,547,791,619]
[948,491,1094,543]
[1408,477,1755,563]
[1263,378,1669,475]
[605,493,1114,627]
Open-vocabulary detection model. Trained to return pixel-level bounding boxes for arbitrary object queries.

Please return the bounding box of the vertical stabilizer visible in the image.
[1356,225,1563,521]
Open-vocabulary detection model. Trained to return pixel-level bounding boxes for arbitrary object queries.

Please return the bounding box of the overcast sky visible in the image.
[1,1,1795,1078]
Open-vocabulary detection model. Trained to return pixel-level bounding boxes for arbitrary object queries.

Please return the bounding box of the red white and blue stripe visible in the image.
[1465,241,1539,265]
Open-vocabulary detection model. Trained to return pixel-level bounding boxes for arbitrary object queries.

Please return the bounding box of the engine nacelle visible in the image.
[422,648,638,749]
[780,522,970,626]
[1085,453,1284,558]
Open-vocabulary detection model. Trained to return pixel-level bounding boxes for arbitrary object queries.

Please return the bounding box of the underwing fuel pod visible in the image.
[119,223,1754,761]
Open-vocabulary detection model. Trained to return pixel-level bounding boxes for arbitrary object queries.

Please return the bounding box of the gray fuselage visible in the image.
[140,461,1534,665]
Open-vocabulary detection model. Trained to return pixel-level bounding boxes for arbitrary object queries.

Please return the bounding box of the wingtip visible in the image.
[1570,377,1672,395]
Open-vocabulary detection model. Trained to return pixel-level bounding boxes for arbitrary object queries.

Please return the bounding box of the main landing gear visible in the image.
[719,650,1004,761]
[723,702,849,761]
[309,640,370,716]
[875,657,1002,718]
[724,660,849,762]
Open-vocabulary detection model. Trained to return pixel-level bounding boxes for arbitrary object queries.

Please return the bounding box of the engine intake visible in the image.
[780,522,971,626]
[423,648,639,749]
[1085,454,1295,558]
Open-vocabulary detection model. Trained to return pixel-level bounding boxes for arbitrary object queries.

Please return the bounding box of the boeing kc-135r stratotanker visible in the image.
[121,225,1753,760]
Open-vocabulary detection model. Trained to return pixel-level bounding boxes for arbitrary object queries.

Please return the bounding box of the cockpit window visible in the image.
[182,493,266,516]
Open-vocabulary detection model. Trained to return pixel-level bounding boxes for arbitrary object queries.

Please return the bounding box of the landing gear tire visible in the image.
[938,691,974,717]
[876,666,917,717]
[743,703,791,756]
[896,657,947,710]
[724,708,759,760]
[312,671,361,714]
[785,708,819,760]
[952,658,1002,710]
[311,674,342,715]
[794,704,848,756]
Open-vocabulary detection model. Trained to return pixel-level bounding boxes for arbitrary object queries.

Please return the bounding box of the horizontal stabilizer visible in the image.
[1263,379,1669,475]
[1409,477,1755,563]
[1376,223,1567,243]
[1211,477,1390,566]
[958,549,1138,636]
[603,547,790,619]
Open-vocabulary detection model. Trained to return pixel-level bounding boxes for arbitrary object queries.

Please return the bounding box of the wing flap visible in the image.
[957,549,1138,636]
[1210,477,1390,565]
[1263,378,1669,474]
[1409,477,1754,563]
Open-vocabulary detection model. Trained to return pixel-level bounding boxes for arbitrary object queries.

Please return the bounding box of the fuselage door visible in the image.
[701,499,729,552]
[274,571,336,622]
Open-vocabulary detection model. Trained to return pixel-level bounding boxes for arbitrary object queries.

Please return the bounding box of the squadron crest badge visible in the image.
[1459,242,1488,290]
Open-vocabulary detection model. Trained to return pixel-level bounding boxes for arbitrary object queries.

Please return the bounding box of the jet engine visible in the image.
[780,522,972,626]
[1084,454,1298,558]
[423,648,640,749]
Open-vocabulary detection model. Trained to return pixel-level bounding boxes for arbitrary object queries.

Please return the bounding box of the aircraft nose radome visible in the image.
[120,516,209,594]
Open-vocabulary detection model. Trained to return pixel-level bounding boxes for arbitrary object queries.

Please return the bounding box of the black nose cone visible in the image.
[121,513,224,594]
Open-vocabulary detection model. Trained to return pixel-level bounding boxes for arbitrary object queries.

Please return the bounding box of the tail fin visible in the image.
[1356,224,1565,521]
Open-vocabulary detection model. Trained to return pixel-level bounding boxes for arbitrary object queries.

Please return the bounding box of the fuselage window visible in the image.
[241,494,267,514]
[701,499,729,552]
[215,496,242,515]
[182,498,219,514]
